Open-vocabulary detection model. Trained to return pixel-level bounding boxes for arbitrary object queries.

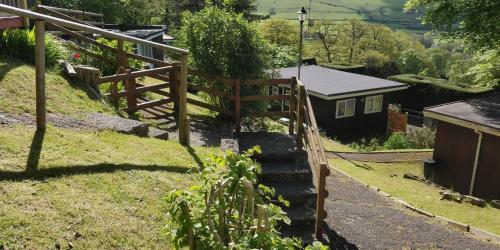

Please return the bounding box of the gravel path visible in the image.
[326,151,433,163]
[323,170,499,249]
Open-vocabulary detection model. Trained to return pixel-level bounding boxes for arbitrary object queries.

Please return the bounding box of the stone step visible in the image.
[280,227,316,245]
[284,205,316,227]
[253,151,308,163]
[260,162,312,183]
[268,182,317,206]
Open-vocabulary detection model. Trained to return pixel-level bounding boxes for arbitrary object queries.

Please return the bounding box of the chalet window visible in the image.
[137,44,153,59]
[364,95,383,114]
[271,86,280,95]
[284,89,290,107]
[336,99,356,118]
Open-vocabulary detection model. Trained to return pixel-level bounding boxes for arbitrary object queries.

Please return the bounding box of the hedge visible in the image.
[320,63,366,74]
[388,74,496,110]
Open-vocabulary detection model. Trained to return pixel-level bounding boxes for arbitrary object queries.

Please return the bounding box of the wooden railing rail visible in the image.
[294,78,330,239]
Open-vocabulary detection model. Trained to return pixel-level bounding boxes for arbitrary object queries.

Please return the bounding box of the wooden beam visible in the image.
[106,83,171,98]
[289,77,297,135]
[126,98,172,112]
[37,5,104,18]
[234,79,241,133]
[0,4,189,55]
[243,111,289,118]
[240,94,289,102]
[178,54,189,146]
[241,78,292,86]
[296,84,305,151]
[35,20,46,130]
[125,69,137,112]
[18,0,29,26]
[95,66,173,84]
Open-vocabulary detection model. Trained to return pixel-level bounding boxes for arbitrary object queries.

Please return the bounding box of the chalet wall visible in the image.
[474,133,500,200]
[310,93,390,140]
[432,122,478,195]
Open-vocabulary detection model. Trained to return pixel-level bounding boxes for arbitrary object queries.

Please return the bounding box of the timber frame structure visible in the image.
[0,4,331,239]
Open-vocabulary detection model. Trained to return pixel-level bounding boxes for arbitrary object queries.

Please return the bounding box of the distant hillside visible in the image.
[256,0,429,34]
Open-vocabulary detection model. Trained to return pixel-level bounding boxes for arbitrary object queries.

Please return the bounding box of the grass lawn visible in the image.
[0,124,218,249]
[329,158,500,235]
[0,57,115,117]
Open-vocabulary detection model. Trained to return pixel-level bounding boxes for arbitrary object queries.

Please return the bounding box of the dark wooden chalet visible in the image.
[277,65,408,139]
[424,95,500,200]
[103,25,167,66]
[0,0,29,30]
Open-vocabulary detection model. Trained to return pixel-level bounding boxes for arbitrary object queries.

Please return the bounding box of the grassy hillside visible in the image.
[257,0,428,33]
[0,57,114,117]
[0,125,216,248]
[0,57,219,248]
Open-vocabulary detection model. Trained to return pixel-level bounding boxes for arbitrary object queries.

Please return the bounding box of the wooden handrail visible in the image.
[95,66,173,84]
[0,4,188,55]
[38,5,103,18]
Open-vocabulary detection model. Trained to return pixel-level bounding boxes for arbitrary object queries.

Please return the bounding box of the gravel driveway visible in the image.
[323,170,499,249]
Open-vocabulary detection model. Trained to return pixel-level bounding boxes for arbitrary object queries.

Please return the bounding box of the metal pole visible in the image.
[298,20,304,80]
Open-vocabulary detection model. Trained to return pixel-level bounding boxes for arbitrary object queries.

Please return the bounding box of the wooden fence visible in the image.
[0,3,190,145]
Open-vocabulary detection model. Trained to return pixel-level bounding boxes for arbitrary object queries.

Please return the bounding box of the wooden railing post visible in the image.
[125,69,137,112]
[35,20,46,130]
[289,77,297,135]
[117,40,128,70]
[178,54,189,146]
[315,163,329,239]
[171,63,179,114]
[296,84,305,150]
[234,79,241,133]
[19,0,29,27]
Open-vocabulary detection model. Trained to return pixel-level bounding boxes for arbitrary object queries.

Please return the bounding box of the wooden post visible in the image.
[19,0,30,27]
[35,20,46,130]
[315,163,329,239]
[234,79,241,133]
[296,84,305,150]
[117,40,128,70]
[289,77,297,135]
[125,69,137,112]
[171,63,179,114]
[178,54,189,146]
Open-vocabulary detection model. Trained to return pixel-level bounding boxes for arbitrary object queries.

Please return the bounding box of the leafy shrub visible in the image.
[407,127,435,149]
[348,138,381,152]
[396,49,425,75]
[178,7,270,114]
[383,132,413,150]
[0,27,64,67]
[165,147,305,249]
[85,38,143,76]
[361,50,399,78]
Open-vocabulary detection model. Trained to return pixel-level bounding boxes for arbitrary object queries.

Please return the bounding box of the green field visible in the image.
[256,0,429,33]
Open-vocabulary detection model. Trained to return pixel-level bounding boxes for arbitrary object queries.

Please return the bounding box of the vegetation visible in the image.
[330,158,500,235]
[404,0,500,50]
[0,28,64,67]
[177,7,269,113]
[0,57,114,117]
[166,147,306,249]
[0,124,216,249]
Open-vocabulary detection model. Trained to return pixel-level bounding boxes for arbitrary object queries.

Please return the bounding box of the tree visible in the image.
[396,49,425,74]
[178,7,270,112]
[343,19,367,65]
[259,19,298,47]
[404,0,500,49]
[311,20,342,63]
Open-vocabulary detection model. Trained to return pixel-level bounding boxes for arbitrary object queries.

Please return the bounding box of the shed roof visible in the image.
[103,25,166,40]
[424,95,500,135]
[278,65,407,100]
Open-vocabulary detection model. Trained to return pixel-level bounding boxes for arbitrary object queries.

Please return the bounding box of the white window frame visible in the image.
[364,95,383,114]
[335,98,356,119]
[271,86,280,96]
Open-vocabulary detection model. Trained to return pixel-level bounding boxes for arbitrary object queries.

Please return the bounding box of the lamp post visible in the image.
[297,7,307,80]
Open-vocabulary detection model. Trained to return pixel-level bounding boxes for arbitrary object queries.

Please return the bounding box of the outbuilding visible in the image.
[424,95,500,200]
[277,65,408,139]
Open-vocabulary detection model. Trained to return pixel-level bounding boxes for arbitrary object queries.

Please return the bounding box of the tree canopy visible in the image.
[404,0,500,49]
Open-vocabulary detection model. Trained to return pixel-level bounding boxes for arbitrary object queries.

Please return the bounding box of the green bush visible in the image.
[178,7,270,114]
[0,27,64,67]
[348,138,381,152]
[383,132,413,150]
[407,127,435,149]
[165,147,312,249]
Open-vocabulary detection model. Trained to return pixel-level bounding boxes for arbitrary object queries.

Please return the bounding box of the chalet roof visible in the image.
[278,65,407,100]
[103,25,166,40]
[424,95,500,134]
